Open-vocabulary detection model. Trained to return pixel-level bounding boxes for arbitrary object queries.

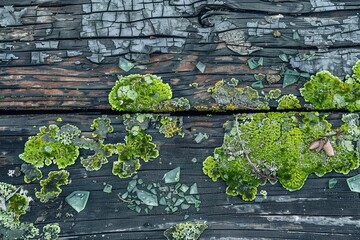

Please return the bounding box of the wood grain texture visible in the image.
[1,0,360,239]
[0,113,360,239]
[1,0,360,111]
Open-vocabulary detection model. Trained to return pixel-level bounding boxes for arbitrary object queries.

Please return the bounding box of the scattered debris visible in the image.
[347,174,360,193]
[260,190,268,199]
[119,168,201,216]
[194,132,209,144]
[279,54,289,62]
[251,81,263,89]
[196,61,206,73]
[163,167,181,184]
[103,184,113,193]
[293,31,301,40]
[247,57,264,69]
[118,57,135,72]
[189,83,199,88]
[65,191,90,213]
[328,178,338,189]
[164,221,208,240]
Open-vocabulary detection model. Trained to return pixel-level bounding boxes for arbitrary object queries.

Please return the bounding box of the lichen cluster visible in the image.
[0,182,60,240]
[35,170,70,203]
[203,112,360,201]
[164,221,208,240]
[300,60,360,112]
[208,79,270,111]
[108,74,190,112]
[277,94,301,110]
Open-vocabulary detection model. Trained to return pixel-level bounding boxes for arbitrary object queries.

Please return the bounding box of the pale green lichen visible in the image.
[90,117,114,139]
[164,221,208,240]
[300,66,360,112]
[35,170,70,203]
[0,183,30,228]
[108,74,190,112]
[159,116,184,138]
[112,128,159,178]
[41,223,60,240]
[352,60,360,81]
[203,112,359,201]
[208,79,269,111]
[21,163,42,183]
[19,125,79,169]
[268,89,281,99]
[277,94,301,110]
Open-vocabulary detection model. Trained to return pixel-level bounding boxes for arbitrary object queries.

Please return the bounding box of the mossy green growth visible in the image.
[300,68,360,112]
[0,183,30,229]
[164,221,208,240]
[35,170,70,203]
[268,89,281,99]
[203,112,359,201]
[352,60,360,81]
[19,125,80,169]
[109,74,190,112]
[208,79,269,110]
[91,117,114,139]
[21,163,42,183]
[41,223,60,240]
[112,129,159,178]
[159,116,184,138]
[277,94,301,110]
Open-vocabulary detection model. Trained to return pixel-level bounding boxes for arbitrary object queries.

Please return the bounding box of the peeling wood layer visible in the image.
[1,0,360,110]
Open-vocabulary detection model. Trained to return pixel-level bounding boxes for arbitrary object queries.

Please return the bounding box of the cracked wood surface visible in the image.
[0,113,360,240]
[1,0,360,110]
[1,0,360,239]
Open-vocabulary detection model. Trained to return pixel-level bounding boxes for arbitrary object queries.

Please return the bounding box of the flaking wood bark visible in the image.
[1,0,360,110]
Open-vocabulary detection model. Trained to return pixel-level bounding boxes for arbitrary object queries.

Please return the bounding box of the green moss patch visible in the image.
[109,74,190,112]
[203,112,360,201]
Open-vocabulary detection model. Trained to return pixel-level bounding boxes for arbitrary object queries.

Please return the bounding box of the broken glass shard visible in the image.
[184,214,189,220]
[138,179,144,185]
[329,178,338,189]
[178,192,185,198]
[171,206,178,212]
[196,61,206,73]
[181,203,191,210]
[144,208,149,214]
[283,69,300,88]
[194,199,201,208]
[251,81,263,89]
[174,198,184,206]
[150,188,157,195]
[135,206,142,213]
[194,132,209,143]
[127,180,137,192]
[180,184,189,193]
[189,183,198,195]
[279,54,289,62]
[103,184,112,193]
[121,192,128,199]
[185,195,196,204]
[65,191,90,213]
[293,31,300,40]
[347,174,360,193]
[300,72,310,78]
[163,167,181,183]
[175,183,182,190]
[136,190,158,206]
[118,57,135,72]
[159,197,167,205]
[247,58,263,69]
[127,204,136,211]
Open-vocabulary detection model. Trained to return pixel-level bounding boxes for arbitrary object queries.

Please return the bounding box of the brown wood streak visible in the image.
[0,113,360,239]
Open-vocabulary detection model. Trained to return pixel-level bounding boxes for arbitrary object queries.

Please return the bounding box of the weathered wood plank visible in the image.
[0,113,359,239]
[1,0,360,111]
